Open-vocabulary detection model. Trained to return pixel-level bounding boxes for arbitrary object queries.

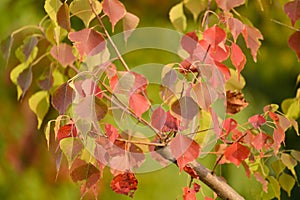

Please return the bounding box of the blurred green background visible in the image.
[0,0,300,199]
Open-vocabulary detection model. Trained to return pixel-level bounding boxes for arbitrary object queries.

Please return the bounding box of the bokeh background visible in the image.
[0,0,299,199]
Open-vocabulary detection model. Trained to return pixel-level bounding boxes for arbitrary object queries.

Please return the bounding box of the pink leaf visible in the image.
[123,12,139,42]
[81,79,103,98]
[50,43,76,66]
[216,0,245,11]
[230,42,246,80]
[288,31,300,60]
[170,134,200,171]
[181,31,199,55]
[129,93,150,118]
[151,106,167,131]
[104,124,119,143]
[254,172,268,193]
[248,114,266,129]
[242,25,263,62]
[224,142,250,166]
[252,132,270,151]
[52,82,74,114]
[284,0,300,26]
[161,111,181,132]
[103,0,126,32]
[203,25,226,48]
[68,28,105,60]
[228,17,244,41]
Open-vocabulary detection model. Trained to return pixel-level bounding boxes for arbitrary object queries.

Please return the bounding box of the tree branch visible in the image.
[156,145,245,200]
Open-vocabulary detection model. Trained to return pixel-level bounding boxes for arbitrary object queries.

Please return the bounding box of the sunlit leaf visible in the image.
[44,0,63,22]
[70,0,102,27]
[267,176,280,199]
[225,68,246,91]
[60,137,83,168]
[151,106,167,131]
[242,25,263,62]
[29,91,50,129]
[50,43,76,66]
[183,0,206,21]
[230,42,246,80]
[228,17,244,42]
[68,28,105,60]
[102,0,126,32]
[271,159,285,178]
[123,12,139,43]
[170,134,200,171]
[169,2,187,32]
[129,93,150,118]
[224,142,250,166]
[203,25,226,48]
[248,114,266,129]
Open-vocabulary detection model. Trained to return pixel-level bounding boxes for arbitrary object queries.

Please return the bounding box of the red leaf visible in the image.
[222,118,238,136]
[242,25,263,62]
[129,93,150,118]
[151,106,167,131]
[183,187,196,200]
[131,72,148,93]
[288,31,300,60]
[52,82,74,114]
[181,31,199,55]
[216,0,245,11]
[170,134,200,171]
[183,165,199,179]
[284,0,300,26]
[57,2,71,31]
[104,124,119,143]
[248,114,266,129]
[228,17,244,41]
[252,132,270,151]
[203,25,226,48]
[68,28,105,60]
[110,172,138,198]
[103,0,126,31]
[57,123,78,142]
[50,44,76,66]
[224,142,250,166]
[215,61,231,80]
[57,123,77,142]
[230,43,246,80]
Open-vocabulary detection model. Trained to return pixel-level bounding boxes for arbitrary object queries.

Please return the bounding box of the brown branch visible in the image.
[156,146,245,200]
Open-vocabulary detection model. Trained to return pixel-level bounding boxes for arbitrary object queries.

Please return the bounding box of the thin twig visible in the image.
[116,138,166,147]
[271,19,300,32]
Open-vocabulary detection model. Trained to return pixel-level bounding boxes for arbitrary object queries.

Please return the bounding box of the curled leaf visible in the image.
[110,172,138,198]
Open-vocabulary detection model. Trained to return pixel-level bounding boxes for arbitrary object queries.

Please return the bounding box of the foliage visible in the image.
[2,0,300,199]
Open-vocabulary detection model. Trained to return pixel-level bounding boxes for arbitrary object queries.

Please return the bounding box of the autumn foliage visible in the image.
[2,0,300,199]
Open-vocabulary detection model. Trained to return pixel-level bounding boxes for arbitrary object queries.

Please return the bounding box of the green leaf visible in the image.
[281,98,300,119]
[44,0,63,22]
[271,159,285,178]
[225,68,246,91]
[169,2,187,32]
[281,153,297,177]
[291,150,300,162]
[60,138,83,168]
[15,37,38,63]
[70,0,102,27]
[267,176,280,199]
[184,0,206,21]
[28,91,50,129]
[279,173,295,197]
